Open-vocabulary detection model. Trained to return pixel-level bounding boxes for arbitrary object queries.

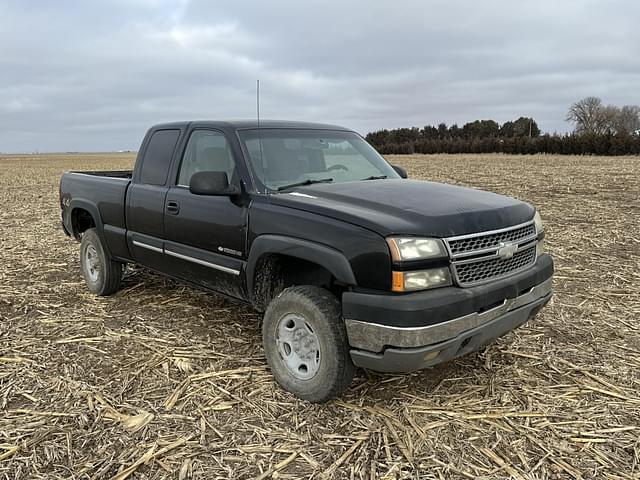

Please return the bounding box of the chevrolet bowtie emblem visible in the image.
[497,241,518,259]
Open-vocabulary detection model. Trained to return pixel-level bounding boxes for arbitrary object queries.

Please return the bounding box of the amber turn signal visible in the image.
[391,267,452,292]
[392,271,405,292]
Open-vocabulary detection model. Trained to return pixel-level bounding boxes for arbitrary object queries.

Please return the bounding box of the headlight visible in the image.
[533,211,544,234]
[386,237,447,261]
[392,267,452,292]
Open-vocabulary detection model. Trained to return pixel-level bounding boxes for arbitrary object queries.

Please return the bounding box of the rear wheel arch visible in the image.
[69,201,102,240]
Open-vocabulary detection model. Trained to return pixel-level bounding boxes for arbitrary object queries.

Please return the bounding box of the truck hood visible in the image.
[269,179,535,237]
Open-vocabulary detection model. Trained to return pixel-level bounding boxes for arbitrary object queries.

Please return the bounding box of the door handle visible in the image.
[166,200,180,215]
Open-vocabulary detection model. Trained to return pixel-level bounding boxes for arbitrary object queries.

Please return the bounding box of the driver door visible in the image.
[163,129,247,298]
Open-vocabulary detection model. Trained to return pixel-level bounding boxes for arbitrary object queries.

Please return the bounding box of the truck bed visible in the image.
[60,170,132,241]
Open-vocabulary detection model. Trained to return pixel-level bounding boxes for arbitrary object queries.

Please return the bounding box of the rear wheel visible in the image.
[262,286,355,402]
[80,228,122,296]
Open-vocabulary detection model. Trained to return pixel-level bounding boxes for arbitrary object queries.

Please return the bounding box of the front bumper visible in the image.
[343,254,553,372]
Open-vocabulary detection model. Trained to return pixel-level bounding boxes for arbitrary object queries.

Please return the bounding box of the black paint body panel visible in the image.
[60,172,131,260]
[246,198,391,291]
[164,187,247,257]
[269,179,535,237]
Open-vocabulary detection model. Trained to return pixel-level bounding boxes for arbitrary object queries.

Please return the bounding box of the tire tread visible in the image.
[263,285,354,402]
[80,228,122,296]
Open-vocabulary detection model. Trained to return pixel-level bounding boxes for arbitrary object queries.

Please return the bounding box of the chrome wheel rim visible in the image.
[84,245,101,282]
[275,313,321,380]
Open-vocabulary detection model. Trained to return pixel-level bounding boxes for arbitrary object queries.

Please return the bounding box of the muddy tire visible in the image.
[80,228,122,296]
[262,285,355,402]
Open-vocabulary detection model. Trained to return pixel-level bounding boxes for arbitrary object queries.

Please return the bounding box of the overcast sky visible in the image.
[1,0,639,152]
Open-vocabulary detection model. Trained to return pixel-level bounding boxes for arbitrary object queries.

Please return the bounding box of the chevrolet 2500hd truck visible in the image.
[60,120,553,402]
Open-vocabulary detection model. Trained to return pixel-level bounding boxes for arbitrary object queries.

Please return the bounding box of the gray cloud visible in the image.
[1,0,639,152]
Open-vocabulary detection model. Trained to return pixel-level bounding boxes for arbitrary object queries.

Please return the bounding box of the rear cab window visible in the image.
[139,129,181,185]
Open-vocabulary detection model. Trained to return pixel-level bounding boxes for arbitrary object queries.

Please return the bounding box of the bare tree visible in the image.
[601,105,620,133]
[614,105,640,134]
[566,97,613,135]
[567,97,640,135]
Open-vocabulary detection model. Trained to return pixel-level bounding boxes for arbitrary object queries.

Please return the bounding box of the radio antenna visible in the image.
[256,79,265,176]
[256,79,260,126]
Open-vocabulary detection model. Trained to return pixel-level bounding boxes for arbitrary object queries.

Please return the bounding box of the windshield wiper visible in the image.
[277,177,334,191]
[360,175,387,181]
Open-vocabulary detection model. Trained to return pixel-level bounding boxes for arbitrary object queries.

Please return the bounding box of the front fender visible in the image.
[246,234,357,297]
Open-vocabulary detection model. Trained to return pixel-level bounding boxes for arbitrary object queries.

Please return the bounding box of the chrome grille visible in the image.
[453,244,536,286]
[445,221,538,287]
[448,223,536,256]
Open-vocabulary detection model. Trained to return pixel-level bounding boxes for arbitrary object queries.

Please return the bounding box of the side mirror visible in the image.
[392,165,408,179]
[189,171,240,196]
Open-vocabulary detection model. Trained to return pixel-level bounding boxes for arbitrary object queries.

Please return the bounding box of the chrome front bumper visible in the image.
[345,277,553,354]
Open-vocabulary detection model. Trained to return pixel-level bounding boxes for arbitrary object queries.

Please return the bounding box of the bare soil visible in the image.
[0,153,638,479]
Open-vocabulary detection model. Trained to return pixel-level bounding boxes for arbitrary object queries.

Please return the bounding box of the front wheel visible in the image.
[80,228,122,296]
[262,286,355,402]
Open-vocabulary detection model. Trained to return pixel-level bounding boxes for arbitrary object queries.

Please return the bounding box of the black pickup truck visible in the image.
[60,120,553,402]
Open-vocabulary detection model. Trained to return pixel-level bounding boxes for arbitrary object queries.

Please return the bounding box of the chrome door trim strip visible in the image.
[165,249,240,275]
[132,240,163,254]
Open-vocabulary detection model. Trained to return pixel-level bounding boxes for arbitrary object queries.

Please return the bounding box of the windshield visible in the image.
[237,129,399,191]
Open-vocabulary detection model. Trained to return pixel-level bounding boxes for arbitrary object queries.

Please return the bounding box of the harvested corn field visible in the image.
[1,152,639,479]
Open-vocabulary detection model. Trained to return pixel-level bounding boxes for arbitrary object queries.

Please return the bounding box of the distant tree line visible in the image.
[366,98,640,155]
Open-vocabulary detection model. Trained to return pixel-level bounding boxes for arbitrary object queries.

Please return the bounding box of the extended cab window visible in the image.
[139,129,180,185]
[177,130,236,187]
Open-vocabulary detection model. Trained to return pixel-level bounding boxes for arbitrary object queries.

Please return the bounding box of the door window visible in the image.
[177,130,235,187]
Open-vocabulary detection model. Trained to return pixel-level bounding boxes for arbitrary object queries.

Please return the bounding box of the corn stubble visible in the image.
[0,152,639,479]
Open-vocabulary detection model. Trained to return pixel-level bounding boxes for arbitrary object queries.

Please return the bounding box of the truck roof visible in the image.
[150,120,353,132]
